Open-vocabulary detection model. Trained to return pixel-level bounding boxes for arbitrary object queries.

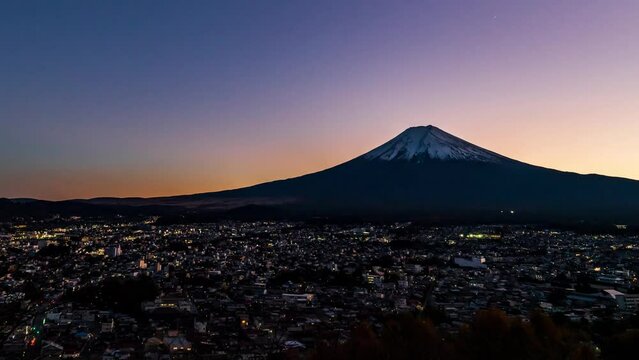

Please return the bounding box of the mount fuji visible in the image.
[362,125,509,163]
[76,125,639,224]
[5,125,639,224]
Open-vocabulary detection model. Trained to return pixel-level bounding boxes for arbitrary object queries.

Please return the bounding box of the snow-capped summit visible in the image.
[362,125,508,163]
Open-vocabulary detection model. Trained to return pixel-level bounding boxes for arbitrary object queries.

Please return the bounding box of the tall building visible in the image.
[106,244,122,257]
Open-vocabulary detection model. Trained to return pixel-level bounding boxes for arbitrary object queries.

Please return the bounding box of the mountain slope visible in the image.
[135,125,639,223]
[12,125,639,224]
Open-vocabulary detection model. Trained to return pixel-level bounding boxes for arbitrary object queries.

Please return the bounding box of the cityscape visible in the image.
[2,1,639,359]
[1,218,638,358]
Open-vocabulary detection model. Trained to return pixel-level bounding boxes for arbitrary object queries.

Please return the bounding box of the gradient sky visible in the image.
[2,0,639,200]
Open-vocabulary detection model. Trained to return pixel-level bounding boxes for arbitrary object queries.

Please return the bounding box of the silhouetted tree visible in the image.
[309,309,597,360]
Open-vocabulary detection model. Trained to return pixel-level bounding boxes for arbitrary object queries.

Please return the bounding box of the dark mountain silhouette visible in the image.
[4,126,639,224]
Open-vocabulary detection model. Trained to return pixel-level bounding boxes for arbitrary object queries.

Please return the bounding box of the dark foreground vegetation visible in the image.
[283,309,639,360]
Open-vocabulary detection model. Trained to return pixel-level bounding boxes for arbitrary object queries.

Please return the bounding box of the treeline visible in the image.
[63,275,158,316]
[269,268,363,287]
[295,309,638,360]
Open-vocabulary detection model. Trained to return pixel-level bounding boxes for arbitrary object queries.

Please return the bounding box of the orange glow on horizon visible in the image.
[3,121,639,201]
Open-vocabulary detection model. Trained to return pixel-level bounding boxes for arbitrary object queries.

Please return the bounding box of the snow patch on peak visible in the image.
[362,125,508,163]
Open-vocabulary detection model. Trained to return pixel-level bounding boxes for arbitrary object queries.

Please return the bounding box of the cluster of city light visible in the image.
[459,233,501,240]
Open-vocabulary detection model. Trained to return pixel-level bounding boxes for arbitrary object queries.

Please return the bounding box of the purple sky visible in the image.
[1,0,638,199]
